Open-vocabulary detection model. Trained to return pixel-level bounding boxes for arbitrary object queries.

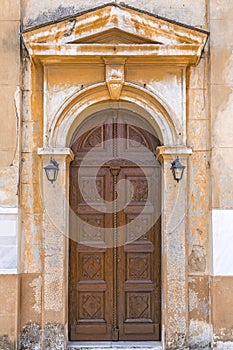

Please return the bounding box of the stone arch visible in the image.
[48,82,182,149]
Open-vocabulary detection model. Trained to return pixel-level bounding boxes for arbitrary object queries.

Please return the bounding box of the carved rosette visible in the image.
[104,58,126,100]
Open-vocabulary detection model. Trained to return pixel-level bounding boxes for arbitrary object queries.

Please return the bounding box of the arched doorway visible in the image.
[68,109,161,341]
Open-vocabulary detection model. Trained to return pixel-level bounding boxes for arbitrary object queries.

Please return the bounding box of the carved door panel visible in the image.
[69,109,161,341]
[69,166,114,340]
[117,166,161,340]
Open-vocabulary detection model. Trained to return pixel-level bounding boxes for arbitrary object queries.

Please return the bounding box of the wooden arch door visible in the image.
[69,109,161,341]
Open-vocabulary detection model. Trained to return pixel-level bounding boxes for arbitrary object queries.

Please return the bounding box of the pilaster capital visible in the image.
[156,146,192,163]
[37,147,74,162]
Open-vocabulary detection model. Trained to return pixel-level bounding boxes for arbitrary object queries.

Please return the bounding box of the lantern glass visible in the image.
[171,157,185,183]
[44,158,59,183]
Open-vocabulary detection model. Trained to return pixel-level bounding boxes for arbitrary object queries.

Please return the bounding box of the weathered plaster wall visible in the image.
[187,44,211,347]
[210,0,233,210]
[0,0,20,168]
[45,64,105,130]
[19,56,44,334]
[126,66,185,137]
[20,49,43,272]
[0,1,20,345]
[0,2,20,210]
[212,276,233,349]
[210,1,233,348]
[0,274,18,347]
[0,0,20,211]
[22,0,208,31]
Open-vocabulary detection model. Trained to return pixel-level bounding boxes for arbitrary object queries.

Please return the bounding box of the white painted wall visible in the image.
[0,207,18,273]
[215,341,233,350]
[212,209,233,276]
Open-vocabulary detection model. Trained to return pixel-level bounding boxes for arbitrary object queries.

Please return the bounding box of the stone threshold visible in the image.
[68,341,163,350]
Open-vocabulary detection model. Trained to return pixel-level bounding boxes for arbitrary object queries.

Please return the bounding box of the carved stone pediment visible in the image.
[22,4,208,65]
[70,28,159,45]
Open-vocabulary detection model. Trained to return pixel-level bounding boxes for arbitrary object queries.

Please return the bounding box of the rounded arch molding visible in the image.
[48,82,182,149]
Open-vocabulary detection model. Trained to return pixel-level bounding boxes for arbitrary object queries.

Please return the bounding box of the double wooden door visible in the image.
[69,110,161,341]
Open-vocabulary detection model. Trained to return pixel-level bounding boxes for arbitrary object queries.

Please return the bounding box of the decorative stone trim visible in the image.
[104,58,126,100]
[48,84,179,148]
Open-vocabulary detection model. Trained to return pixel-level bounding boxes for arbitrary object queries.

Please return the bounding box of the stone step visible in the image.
[68,341,163,350]
[68,348,162,350]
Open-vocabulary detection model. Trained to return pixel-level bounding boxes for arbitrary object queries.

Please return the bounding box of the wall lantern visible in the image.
[171,157,185,183]
[44,157,59,183]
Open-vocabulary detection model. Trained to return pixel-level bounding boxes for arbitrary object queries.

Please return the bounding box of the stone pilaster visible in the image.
[38,148,74,349]
[156,146,192,350]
